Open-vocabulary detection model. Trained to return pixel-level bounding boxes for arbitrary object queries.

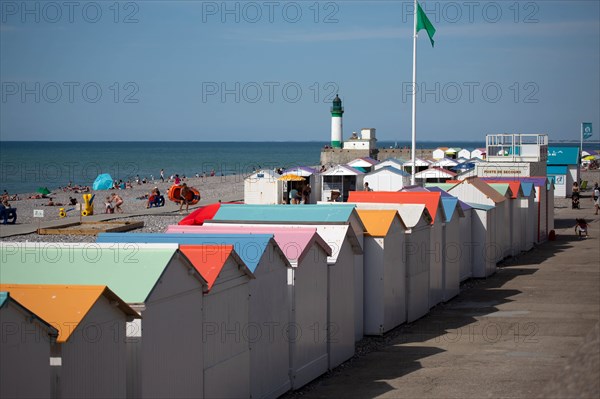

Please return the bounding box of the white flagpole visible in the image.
[411,0,418,185]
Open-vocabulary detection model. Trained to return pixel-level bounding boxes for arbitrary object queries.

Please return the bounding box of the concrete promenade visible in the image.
[285,203,600,398]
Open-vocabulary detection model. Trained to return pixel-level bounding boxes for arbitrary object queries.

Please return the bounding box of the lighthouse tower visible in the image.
[330,94,344,148]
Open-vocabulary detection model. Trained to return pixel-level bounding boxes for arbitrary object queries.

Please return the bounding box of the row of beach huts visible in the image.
[0,176,555,399]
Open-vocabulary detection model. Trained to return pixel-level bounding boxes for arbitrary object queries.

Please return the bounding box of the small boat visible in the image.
[167,185,201,205]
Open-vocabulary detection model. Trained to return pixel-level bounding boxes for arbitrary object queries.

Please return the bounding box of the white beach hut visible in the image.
[0,242,244,399]
[430,157,459,170]
[349,202,433,323]
[347,157,380,173]
[281,166,322,204]
[320,165,365,202]
[414,167,457,183]
[244,169,284,204]
[364,166,410,191]
[464,203,498,277]
[356,210,407,335]
[0,292,58,399]
[402,158,432,175]
[0,284,138,399]
[458,148,473,159]
[471,148,486,160]
[432,147,447,160]
[374,158,405,171]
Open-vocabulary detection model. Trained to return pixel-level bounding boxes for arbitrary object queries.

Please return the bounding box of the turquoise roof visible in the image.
[0,292,7,308]
[521,182,534,197]
[547,165,568,175]
[0,245,178,304]
[466,202,495,211]
[215,204,357,224]
[547,147,580,165]
[97,233,273,273]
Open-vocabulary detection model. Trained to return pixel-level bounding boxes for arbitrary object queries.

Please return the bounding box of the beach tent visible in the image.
[92,173,113,190]
[356,210,407,335]
[0,292,58,399]
[364,166,410,191]
[36,187,51,195]
[0,284,138,399]
[0,242,235,399]
[99,232,288,399]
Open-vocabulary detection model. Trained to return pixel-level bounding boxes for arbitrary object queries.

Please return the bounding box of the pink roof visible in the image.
[166,225,332,263]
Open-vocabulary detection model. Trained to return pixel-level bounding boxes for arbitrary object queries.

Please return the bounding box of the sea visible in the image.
[1,139,583,195]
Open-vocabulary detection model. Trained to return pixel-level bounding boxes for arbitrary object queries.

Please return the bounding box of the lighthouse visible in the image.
[330,94,344,148]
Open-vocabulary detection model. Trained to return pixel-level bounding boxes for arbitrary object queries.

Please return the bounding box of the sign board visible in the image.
[33,209,44,218]
[582,122,593,140]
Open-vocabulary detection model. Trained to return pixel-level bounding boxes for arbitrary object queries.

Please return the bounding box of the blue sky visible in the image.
[1,0,599,142]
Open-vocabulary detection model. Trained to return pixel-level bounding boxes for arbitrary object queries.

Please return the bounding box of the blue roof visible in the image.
[0,292,7,308]
[368,166,410,177]
[440,197,460,221]
[547,165,568,175]
[547,147,580,165]
[96,233,273,273]
[215,204,357,223]
[520,182,535,197]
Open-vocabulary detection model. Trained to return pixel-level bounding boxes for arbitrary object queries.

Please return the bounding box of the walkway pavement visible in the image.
[284,204,600,398]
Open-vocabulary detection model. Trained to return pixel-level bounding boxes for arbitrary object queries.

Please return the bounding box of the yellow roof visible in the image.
[357,209,400,237]
[0,284,139,343]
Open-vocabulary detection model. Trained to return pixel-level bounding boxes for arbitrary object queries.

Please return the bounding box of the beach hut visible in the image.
[348,202,432,322]
[102,231,293,399]
[437,196,464,301]
[402,158,431,174]
[414,167,457,183]
[0,284,138,399]
[356,210,407,335]
[374,158,405,171]
[364,166,410,191]
[320,165,365,202]
[547,146,580,197]
[348,191,446,309]
[244,169,284,204]
[483,180,525,257]
[0,242,244,399]
[445,148,461,159]
[471,148,486,160]
[347,157,380,173]
[208,204,366,344]
[432,147,447,160]
[447,177,510,263]
[519,182,536,251]
[458,148,473,159]
[430,157,459,170]
[95,235,258,399]
[0,292,58,399]
[281,166,321,204]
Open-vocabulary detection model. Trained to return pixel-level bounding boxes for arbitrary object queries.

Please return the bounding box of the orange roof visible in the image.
[0,284,138,343]
[356,210,402,237]
[348,191,442,224]
[179,244,250,292]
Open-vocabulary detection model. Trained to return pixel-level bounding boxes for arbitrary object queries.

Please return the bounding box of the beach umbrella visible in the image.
[583,154,600,161]
[36,187,51,195]
[92,173,113,190]
[278,174,305,181]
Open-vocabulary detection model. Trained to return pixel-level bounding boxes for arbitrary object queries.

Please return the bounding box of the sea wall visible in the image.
[320,148,435,166]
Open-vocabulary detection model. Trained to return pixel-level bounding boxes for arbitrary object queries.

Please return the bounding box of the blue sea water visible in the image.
[0,140,490,194]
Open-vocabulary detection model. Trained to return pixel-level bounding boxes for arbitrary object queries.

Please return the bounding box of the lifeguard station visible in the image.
[477,134,548,177]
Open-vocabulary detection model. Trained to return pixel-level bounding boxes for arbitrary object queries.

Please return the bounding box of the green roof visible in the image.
[486,183,511,197]
[425,183,458,191]
[0,243,178,304]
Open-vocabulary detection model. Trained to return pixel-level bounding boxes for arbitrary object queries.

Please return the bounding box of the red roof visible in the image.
[178,202,241,226]
[179,244,235,292]
[348,191,442,224]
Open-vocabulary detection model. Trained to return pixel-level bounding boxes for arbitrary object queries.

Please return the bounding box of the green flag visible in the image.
[416,2,436,47]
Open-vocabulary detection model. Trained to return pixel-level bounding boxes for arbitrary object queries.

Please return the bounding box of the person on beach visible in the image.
[575,218,588,238]
[146,187,161,208]
[302,184,312,204]
[364,182,372,191]
[179,183,191,213]
[593,183,600,215]
[160,169,165,182]
[174,175,181,185]
[289,187,299,204]
[111,193,124,213]
[105,196,114,214]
